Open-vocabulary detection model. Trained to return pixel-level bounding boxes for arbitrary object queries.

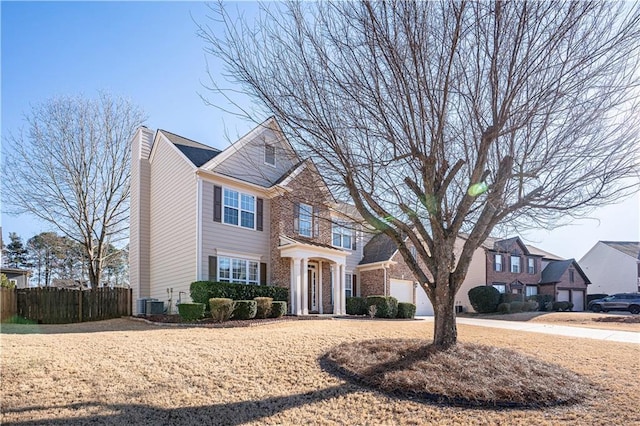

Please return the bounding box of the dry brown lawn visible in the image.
[1,318,639,425]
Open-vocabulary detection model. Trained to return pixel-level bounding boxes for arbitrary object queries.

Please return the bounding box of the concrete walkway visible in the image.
[415,316,640,344]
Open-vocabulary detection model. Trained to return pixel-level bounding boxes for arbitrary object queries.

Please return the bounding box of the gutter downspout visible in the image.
[383,264,388,296]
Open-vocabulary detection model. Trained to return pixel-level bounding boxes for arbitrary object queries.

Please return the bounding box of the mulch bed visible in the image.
[322,338,596,408]
[592,316,640,324]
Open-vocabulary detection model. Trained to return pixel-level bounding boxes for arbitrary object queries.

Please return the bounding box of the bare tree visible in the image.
[3,93,145,289]
[199,1,640,348]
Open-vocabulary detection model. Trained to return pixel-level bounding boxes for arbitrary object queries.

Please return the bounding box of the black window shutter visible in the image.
[213,185,222,222]
[260,262,267,285]
[351,230,357,250]
[208,256,217,281]
[352,274,357,295]
[293,201,300,234]
[256,198,264,231]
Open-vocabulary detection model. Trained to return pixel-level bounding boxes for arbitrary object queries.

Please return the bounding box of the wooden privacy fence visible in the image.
[1,287,132,324]
[1,287,18,321]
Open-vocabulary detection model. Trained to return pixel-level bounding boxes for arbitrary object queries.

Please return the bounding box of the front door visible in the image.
[308,264,318,312]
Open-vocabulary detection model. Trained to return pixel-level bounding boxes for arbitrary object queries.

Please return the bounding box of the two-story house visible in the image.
[579,241,640,295]
[130,118,590,315]
[357,234,590,312]
[130,118,365,315]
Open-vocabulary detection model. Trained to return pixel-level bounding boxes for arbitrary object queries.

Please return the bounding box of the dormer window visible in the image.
[264,144,276,166]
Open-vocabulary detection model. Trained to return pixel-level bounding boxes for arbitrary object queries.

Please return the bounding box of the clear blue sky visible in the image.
[1,1,638,260]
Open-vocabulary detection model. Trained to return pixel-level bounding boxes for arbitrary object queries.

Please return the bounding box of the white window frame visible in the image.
[332,222,353,249]
[264,144,276,167]
[298,203,313,237]
[492,284,506,294]
[495,254,503,272]
[345,273,353,298]
[510,255,521,273]
[218,256,259,285]
[223,188,255,230]
[527,258,535,274]
[525,286,538,297]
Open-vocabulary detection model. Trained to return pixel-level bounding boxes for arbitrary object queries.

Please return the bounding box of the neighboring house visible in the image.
[130,118,587,315]
[579,241,640,295]
[0,267,31,289]
[130,118,365,315]
[358,235,590,313]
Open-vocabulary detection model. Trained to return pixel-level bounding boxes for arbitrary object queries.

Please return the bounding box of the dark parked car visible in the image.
[588,293,640,315]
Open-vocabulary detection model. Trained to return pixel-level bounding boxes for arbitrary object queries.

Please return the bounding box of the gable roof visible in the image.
[201,116,299,171]
[359,233,398,265]
[492,236,532,255]
[479,235,563,260]
[158,130,222,167]
[601,241,640,260]
[540,258,591,285]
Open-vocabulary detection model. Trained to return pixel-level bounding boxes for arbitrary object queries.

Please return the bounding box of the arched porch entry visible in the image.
[278,236,348,315]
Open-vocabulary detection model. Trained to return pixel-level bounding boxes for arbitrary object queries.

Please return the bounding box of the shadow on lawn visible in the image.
[1,385,356,426]
[0,318,165,335]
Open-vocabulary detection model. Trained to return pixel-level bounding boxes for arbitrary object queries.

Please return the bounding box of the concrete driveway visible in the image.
[416,316,640,344]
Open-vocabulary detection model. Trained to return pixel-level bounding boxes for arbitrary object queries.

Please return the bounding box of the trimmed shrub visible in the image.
[209,298,235,323]
[499,293,524,304]
[468,286,501,313]
[396,302,416,319]
[269,301,287,318]
[233,300,257,320]
[346,297,368,315]
[587,293,608,304]
[177,303,205,321]
[191,281,288,310]
[254,297,273,319]
[497,302,511,314]
[366,296,398,318]
[510,301,525,313]
[529,294,554,311]
[552,301,574,312]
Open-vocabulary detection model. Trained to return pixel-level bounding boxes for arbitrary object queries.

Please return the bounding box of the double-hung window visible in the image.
[525,286,538,297]
[527,258,535,274]
[345,273,353,298]
[332,222,353,249]
[218,256,259,285]
[298,203,313,237]
[223,189,255,229]
[494,254,503,272]
[510,256,521,273]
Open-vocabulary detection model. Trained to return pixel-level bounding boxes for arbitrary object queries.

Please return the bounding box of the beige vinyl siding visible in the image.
[581,242,637,294]
[200,180,271,281]
[148,136,198,304]
[214,127,296,187]
[130,128,153,311]
[455,238,488,312]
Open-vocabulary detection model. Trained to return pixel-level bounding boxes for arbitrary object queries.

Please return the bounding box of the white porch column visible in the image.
[291,257,301,315]
[332,264,341,315]
[339,263,346,315]
[318,261,323,314]
[301,258,309,315]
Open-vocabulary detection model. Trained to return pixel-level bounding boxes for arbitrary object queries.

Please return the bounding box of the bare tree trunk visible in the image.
[432,282,457,350]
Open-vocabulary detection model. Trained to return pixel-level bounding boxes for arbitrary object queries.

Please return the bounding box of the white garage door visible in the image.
[390,279,434,316]
[557,290,570,302]
[415,285,434,316]
[572,290,584,311]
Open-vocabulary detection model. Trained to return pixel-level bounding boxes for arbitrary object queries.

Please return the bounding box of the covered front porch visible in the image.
[278,236,348,315]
